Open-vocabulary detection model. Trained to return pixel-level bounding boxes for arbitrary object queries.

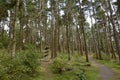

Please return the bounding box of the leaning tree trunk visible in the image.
[108,0,120,62]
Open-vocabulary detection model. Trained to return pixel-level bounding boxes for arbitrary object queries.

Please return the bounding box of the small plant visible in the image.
[75,69,87,80]
[50,54,68,74]
[50,58,66,73]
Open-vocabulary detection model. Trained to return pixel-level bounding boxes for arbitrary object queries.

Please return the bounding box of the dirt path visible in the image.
[41,60,51,73]
[41,60,55,80]
[90,58,117,80]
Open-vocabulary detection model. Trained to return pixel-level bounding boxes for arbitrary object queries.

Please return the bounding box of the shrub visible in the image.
[50,58,66,73]
[0,50,40,80]
[50,54,68,74]
[0,35,9,48]
[22,50,40,73]
[0,43,3,49]
[22,44,36,50]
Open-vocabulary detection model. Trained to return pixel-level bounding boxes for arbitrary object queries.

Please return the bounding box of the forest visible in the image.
[0,0,120,80]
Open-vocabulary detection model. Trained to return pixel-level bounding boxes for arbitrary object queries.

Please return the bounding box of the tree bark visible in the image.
[11,0,20,57]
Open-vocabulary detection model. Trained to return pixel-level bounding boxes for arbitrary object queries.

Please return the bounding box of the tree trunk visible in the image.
[79,1,89,62]
[11,0,20,57]
[18,1,24,50]
[108,0,120,62]
[65,0,71,60]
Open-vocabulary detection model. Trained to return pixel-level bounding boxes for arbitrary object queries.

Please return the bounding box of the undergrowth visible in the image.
[0,49,40,80]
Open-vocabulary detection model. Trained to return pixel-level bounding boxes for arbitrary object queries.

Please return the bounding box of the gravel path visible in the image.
[90,58,117,80]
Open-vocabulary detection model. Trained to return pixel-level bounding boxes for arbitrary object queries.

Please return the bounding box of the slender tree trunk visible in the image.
[18,2,24,50]
[11,0,20,57]
[8,10,13,56]
[51,0,57,58]
[108,24,116,59]
[65,0,71,60]
[1,20,5,41]
[79,1,89,62]
[56,0,61,52]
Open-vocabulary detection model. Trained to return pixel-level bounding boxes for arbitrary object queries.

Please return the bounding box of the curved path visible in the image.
[90,58,118,80]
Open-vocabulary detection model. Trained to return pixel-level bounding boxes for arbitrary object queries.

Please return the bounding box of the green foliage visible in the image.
[0,0,16,19]
[24,50,39,73]
[93,52,111,60]
[75,72,87,80]
[0,32,9,49]
[85,65,98,80]
[0,50,40,80]
[0,36,9,49]
[22,44,36,50]
[0,42,3,48]
[54,72,75,80]
[50,54,68,74]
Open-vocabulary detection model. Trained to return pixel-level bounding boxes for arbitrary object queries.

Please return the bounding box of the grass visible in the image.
[86,65,98,80]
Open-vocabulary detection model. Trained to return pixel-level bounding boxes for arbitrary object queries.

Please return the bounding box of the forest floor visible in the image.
[35,55,120,80]
[35,55,98,80]
[90,57,119,80]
